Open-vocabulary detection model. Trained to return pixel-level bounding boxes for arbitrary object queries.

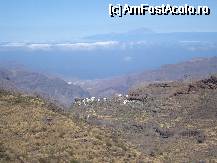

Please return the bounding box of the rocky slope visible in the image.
[0,90,144,162]
[0,72,217,162]
[71,75,217,162]
[78,57,217,97]
[0,68,89,107]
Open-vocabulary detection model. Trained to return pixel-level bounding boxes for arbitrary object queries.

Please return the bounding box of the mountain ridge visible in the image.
[0,68,89,107]
[76,56,217,97]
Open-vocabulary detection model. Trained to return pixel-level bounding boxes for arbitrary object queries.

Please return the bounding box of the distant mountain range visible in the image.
[76,56,217,97]
[0,68,89,107]
[1,56,217,103]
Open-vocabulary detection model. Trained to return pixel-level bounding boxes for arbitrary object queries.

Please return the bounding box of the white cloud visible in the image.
[0,42,27,47]
[27,44,52,50]
[0,41,120,51]
[56,41,119,50]
[0,40,151,52]
[179,41,217,51]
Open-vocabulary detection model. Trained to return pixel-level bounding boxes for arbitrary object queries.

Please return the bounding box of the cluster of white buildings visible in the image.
[74,97,107,106]
[73,94,131,106]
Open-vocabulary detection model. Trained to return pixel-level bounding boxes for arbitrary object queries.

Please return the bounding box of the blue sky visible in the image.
[0,0,216,42]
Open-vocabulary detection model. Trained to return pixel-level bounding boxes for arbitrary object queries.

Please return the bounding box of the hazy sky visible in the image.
[0,0,216,42]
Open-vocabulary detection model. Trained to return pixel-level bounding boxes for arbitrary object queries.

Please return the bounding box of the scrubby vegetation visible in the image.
[0,75,217,162]
[0,90,143,162]
[70,75,217,162]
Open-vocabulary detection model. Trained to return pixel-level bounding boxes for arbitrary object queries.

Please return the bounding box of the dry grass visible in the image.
[1,75,217,162]
[70,76,217,162]
[0,90,145,163]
